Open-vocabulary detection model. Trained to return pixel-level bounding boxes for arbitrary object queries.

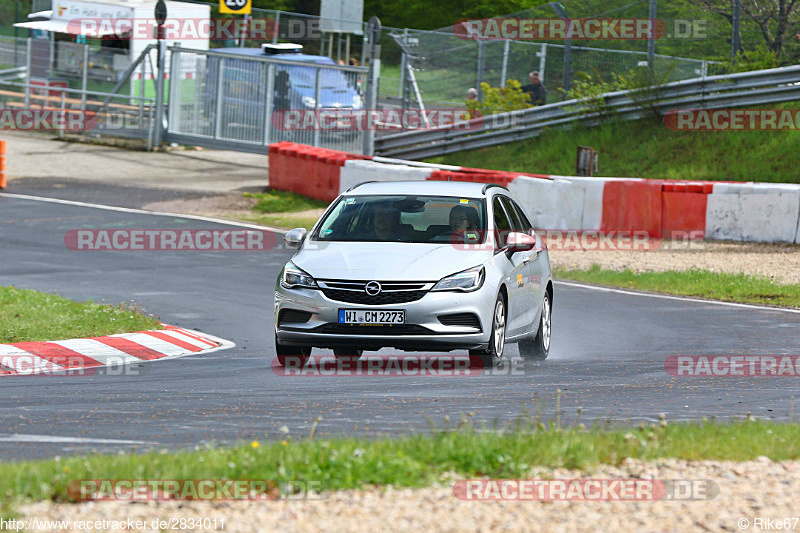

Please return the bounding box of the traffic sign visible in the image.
[219,0,251,15]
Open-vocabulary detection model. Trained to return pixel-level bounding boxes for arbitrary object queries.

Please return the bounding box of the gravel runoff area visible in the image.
[548,241,800,285]
[17,457,797,532]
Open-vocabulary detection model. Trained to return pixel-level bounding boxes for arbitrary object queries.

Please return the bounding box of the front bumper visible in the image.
[274,282,496,352]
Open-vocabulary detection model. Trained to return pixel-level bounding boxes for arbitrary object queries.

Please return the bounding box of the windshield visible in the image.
[313,195,486,243]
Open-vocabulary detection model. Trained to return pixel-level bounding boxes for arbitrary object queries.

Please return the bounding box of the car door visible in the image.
[492,195,530,338]
[506,197,545,331]
[498,196,537,333]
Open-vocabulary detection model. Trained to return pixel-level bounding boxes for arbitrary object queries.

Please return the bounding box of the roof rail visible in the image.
[482,183,508,194]
[344,181,378,193]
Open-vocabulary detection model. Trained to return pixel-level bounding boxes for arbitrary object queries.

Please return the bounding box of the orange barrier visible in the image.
[267,142,371,202]
[661,182,713,239]
[601,180,664,238]
[0,140,6,189]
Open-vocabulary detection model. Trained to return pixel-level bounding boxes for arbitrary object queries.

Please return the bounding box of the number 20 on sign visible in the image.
[219,0,251,15]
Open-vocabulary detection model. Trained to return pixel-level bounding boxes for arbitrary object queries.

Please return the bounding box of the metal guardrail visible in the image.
[375,65,800,160]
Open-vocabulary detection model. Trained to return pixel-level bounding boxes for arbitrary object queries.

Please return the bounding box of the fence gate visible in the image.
[164,45,373,154]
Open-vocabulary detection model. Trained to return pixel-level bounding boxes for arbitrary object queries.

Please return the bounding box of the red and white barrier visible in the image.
[267,143,800,244]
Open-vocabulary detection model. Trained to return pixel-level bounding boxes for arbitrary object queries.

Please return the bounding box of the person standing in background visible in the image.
[521,71,547,106]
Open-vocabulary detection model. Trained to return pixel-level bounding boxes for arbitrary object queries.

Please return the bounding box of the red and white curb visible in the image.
[0,324,235,376]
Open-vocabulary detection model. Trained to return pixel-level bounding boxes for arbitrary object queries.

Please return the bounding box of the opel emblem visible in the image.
[365,281,382,296]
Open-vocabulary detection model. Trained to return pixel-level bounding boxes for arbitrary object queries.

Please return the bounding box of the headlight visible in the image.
[302,95,316,108]
[281,262,318,289]
[432,266,485,292]
[352,94,363,109]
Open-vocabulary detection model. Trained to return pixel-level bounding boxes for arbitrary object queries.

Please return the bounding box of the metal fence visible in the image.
[0,79,156,144]
[164,45,371,154]
[375,65,800,160]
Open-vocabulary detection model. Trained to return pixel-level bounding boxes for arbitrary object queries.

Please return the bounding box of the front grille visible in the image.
[321,289,427,305]
[317,279,432,305]
[316,324,432,335]
[438,313,482,329]
[278,309,313,325]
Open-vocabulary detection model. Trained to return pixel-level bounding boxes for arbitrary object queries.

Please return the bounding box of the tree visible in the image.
[690,0,800,60]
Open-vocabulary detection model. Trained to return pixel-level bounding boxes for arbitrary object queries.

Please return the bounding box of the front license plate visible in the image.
[338,309,405,325]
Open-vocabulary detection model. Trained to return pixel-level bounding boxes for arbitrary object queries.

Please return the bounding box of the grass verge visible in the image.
[245,189,328,214]
[237,213,321,231]
[426,102,800,182]
[0,286,161,343]
[554,266,800,308]
[1,420,799,505]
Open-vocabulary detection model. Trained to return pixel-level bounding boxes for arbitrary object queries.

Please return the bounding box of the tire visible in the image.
[519,291,551,361]
[275,334,311,367]
[469,294,507,368]
[333,348,363,361]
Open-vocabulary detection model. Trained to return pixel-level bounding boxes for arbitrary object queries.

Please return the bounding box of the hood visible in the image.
[291,241,492,281]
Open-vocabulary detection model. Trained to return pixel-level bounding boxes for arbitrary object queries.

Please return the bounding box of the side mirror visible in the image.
[284,228,307,249]
[506,231,536,252]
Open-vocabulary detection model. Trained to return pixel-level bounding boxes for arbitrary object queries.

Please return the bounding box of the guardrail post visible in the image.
[59,93,65,140]
[81,43,89,111]
[538,43,547,82]
[263,62,275,146]
[398,28,408,99]
[153,39,167,147]
[363,48,380,156]
[168,45,181,134]
[500,40,510,87]
[313,67,322,147]
[732,0,741,61]
[647,0,657,76]
[214,57,225,140]
[0,140,6,189]
[24,38,31,109]
[476,40,485,100]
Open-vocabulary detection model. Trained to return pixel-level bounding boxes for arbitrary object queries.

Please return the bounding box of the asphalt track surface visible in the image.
[2,183,800,461]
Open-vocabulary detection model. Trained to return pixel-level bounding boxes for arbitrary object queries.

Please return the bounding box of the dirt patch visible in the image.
[143,195,260,218]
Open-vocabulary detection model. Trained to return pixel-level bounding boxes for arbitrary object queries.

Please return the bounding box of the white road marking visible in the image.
[0,433,152,444]
[554,280,800,314]
[159,329,215,349]
[50,339,142,365]
[122,333,188,357]
[0,192,287,233]
[0,345,64,373]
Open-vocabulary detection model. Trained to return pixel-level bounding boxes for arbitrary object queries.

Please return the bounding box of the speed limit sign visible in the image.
[219,0,251,14]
